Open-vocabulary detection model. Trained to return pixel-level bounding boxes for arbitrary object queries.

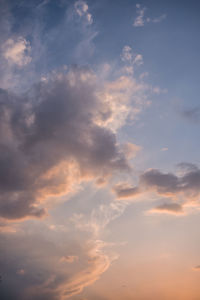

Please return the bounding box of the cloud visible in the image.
[121,46,143,75]
[72,200,127,236]
[121,46,133,62]
[0,66,139,221]
[0,191,123,299]
[133,4,166,27]
[133,4,146,27]
[62,240,116,299]
[2,37,31,67]
[114,163,200,214]
[60,255,79,263]
[182,106,200,123]
[146,14,167,24]
[122,142,141,159]
[161,147,168,151]
[113,183,140,199]
[140,167,200,197]
[193,265,200,271]
[148,202,184,215]
[74,0,93,25]
[61,198,126,298]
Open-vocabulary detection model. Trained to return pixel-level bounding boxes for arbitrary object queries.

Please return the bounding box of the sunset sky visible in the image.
[0,0,200,299]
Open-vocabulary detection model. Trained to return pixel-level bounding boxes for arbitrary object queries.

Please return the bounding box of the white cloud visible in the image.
[120,46,143,77]
[74,0,93,25]
[121,45,133,62]
[133,4,146,27]
[121,46,143,66]
[147,14,167,24]
[2,37,31,67]
[133,4,166,27]
[134,53,143,65]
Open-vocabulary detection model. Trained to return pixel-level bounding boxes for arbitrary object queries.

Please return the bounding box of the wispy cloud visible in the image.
[148,202,184,215]
[61,240,117,299]
[133,4,166,27]
[146,14,167,24]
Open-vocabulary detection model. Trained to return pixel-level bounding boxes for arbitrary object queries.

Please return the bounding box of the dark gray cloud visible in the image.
[140,169,179,194]
[0,67,130,220]
[182,107,200,123]
[113,164,200,214]
[141,166,200,196]
[112,184,140,199]
[151,202,183,214]
[0,230,74,300]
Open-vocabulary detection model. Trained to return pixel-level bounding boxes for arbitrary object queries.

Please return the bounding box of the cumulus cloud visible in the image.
[0,66,140,221]
[2,37,31,67]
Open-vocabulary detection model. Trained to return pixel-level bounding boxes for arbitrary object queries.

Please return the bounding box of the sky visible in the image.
[0,0,200,299]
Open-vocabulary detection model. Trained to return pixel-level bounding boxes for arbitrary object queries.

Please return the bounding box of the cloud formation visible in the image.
[121,46,143,75]
[133,4,166,27]
[182,106,200,123]
[140,166,200,197]
[114,163,200,215]
[74,0,93,25]
[0,191,123,299]
[133,4,146,27]
[62,240,116,299]
[2,37,31,67]
[0,66,140,221]
[148,202,184,215]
